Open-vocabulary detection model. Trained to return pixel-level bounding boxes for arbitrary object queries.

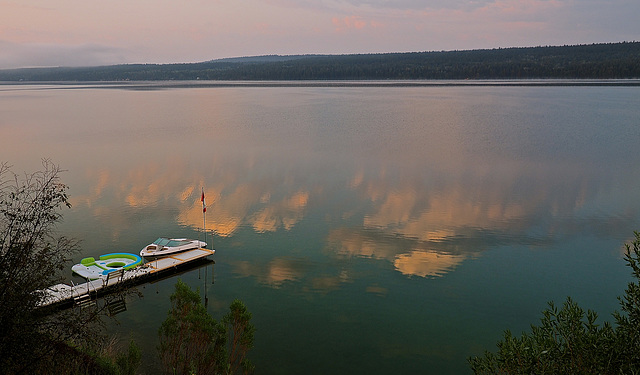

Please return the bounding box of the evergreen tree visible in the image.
[159,279,255,375]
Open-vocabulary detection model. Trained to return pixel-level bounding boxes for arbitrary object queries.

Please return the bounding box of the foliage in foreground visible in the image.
[159,279,256,375]
[0,161,140,374]
[33,338,141,375]
[0,161,95,373]
[469,232,640,374]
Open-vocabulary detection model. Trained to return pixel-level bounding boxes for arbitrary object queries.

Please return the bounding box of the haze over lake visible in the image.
[1,82,639,374]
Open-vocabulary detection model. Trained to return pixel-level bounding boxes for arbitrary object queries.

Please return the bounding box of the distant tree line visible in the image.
[1,42,639,81]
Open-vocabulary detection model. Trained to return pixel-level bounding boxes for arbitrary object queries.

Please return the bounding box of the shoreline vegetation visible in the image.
[469,233,640,374]
[0,42,639,82]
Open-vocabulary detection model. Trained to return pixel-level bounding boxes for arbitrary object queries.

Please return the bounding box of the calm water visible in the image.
[1,82,639,374]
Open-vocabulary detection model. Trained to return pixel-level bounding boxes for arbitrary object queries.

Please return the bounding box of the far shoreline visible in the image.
[2,78,640,90]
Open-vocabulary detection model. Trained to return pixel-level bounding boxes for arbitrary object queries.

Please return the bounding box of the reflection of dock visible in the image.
[40,248,215,308]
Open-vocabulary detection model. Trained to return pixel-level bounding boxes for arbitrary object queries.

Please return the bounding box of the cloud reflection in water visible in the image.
[65,154,627,285]
[232,257,309,288]
[18,85,634,289]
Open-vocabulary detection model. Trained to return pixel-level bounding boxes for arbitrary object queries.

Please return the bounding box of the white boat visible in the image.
[72,252,142,280]
[140,237,207,258]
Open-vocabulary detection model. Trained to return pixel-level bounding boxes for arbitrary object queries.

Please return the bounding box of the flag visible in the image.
[201,187,206,213]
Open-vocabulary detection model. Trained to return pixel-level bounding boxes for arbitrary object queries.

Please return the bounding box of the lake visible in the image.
[1,81,639,374]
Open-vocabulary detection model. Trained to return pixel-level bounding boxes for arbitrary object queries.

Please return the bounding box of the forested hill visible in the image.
[1,42,639,81]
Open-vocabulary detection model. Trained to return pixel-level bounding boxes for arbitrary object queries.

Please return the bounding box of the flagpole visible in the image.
[201,187,207,248]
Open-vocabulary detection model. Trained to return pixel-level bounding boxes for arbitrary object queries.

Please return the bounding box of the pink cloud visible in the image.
[332,15,368,32]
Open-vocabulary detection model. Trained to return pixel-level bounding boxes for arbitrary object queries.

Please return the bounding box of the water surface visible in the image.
[1,82,639,374]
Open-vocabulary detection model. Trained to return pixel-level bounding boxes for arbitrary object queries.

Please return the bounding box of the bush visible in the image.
[0,161,96,373]
[0,161,141,374]
[158,279,255,375]
[469,232,640,374]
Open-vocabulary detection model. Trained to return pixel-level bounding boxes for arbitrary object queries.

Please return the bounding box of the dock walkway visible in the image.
[40,248,215,308]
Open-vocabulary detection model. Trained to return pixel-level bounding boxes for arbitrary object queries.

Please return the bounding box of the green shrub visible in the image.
[158,279,255,375]
[469,232,640,374]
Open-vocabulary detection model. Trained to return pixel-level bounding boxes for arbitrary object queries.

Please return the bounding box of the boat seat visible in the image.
[81,257,95,265]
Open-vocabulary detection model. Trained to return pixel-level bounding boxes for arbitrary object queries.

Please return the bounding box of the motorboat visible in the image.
[140,237,207,258]
[72,252,142,280]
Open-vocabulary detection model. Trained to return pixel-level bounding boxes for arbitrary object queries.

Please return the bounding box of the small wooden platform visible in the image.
[39,248,215,308]
[144,248,214,272]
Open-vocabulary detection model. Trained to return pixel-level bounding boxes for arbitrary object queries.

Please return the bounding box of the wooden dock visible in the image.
[39,248,215,308]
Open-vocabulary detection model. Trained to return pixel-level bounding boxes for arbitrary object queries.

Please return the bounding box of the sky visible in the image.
[1,0,639,69]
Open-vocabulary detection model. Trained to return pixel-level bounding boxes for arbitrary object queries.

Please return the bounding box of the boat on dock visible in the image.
[140,237,206,258]
[72,253,142,280]
[41,248,215,309]
[42,190,215,309]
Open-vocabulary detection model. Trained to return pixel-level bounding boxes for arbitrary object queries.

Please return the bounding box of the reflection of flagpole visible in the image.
[201,187,207,248]
[201,186,208,306]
